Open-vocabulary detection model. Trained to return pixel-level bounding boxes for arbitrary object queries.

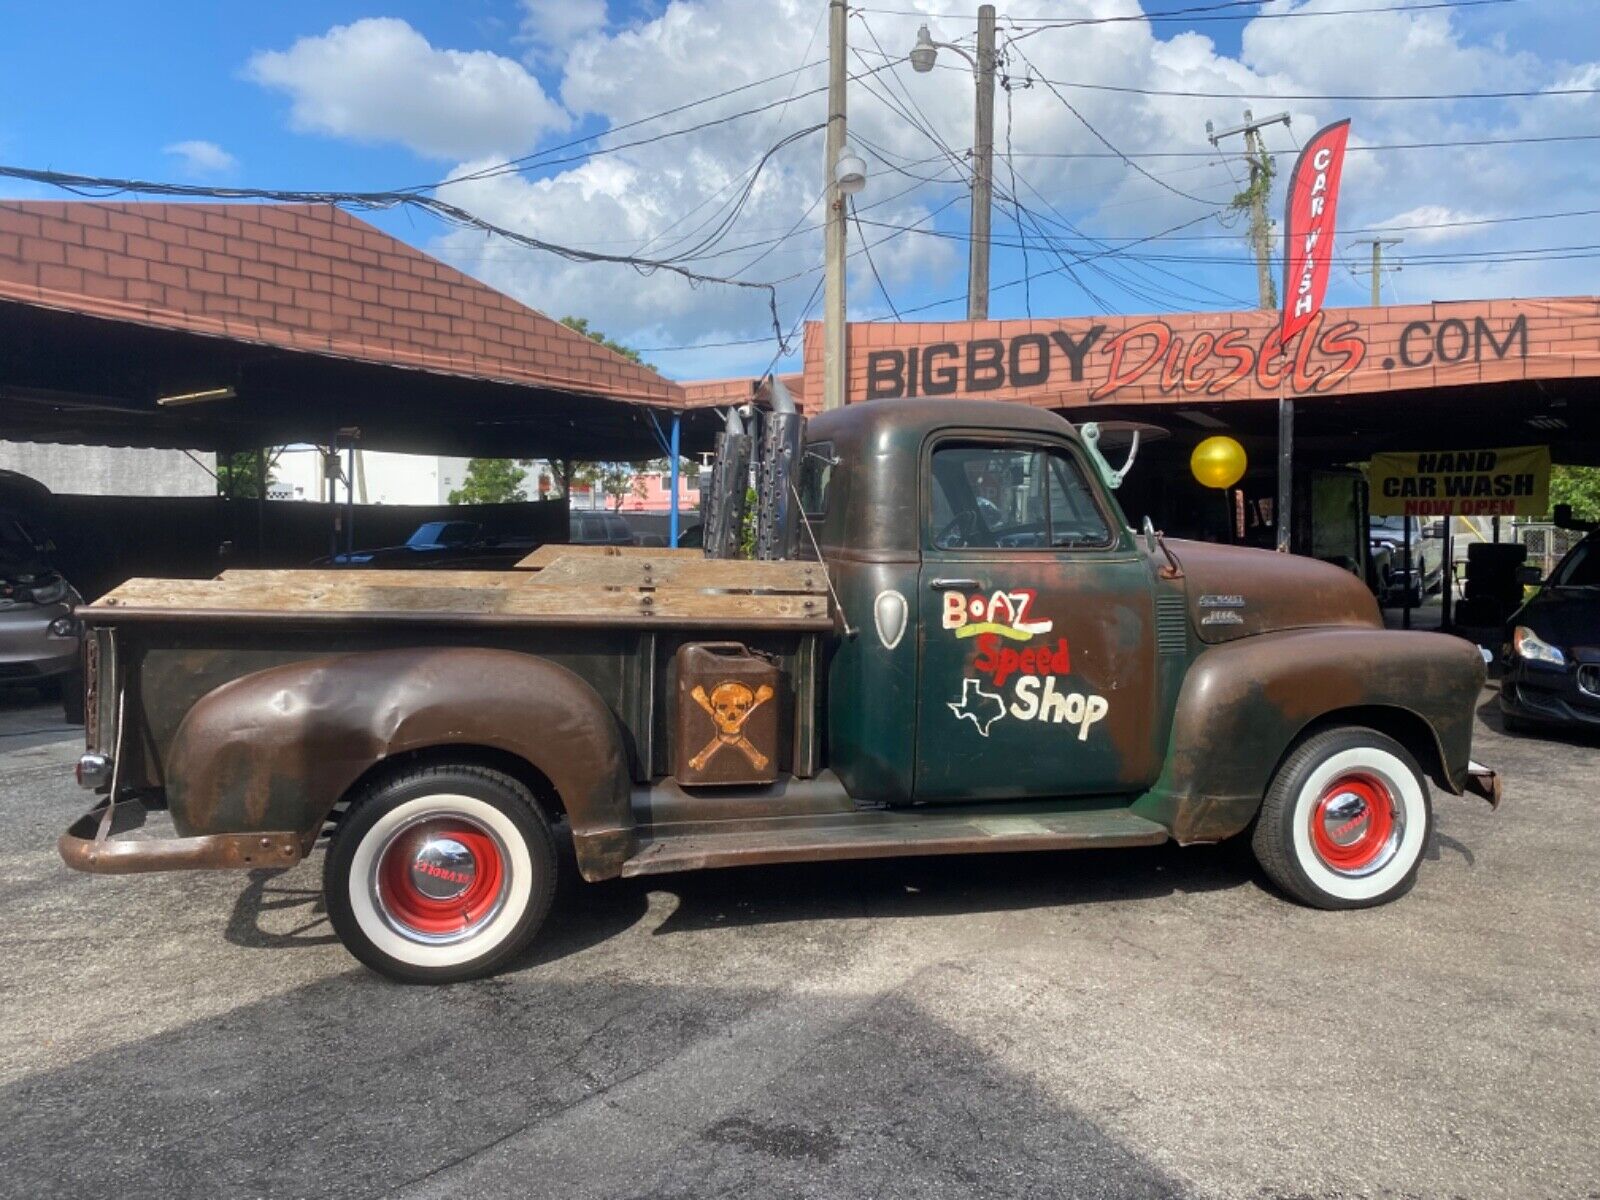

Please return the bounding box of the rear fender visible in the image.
[165,646,633,879]
[1134,628,1486,843]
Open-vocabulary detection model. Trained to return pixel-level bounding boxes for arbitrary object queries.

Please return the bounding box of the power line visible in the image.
[0,164,796,348]
[859,0,1511,24]
[984,132,1600,159]
[850,197,902,319]
[883,53,1600,102]
[1003,38,1215,206]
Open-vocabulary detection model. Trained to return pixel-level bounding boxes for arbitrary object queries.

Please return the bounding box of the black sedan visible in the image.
[1501,530,1600,733]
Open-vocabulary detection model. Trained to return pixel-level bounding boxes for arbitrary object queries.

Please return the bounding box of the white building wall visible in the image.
[0,441,216,497]
[271,448,477,506]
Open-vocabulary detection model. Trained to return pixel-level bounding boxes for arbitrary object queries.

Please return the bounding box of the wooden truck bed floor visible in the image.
[83,553,833,631]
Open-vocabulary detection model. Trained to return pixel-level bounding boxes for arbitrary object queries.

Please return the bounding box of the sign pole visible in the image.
[1276,397,1294,553]
[1402,513,1413,630]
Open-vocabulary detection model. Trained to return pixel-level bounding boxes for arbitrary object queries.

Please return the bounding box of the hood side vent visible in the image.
[1156,593,1187,655]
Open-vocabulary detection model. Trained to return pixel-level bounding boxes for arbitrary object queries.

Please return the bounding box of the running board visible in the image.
[620,807,1168,877]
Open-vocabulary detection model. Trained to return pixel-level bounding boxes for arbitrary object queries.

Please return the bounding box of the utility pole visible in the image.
[1350,237,1403,307]
[823,0,849,411]
[1209,110,1292,550]
[1207,109,1290,310]
[968,5,997,320]
[910,8,997,320]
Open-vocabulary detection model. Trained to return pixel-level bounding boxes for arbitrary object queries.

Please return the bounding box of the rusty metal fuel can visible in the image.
[674,642,781,786]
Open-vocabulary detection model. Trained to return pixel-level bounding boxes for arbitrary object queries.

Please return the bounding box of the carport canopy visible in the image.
[0,201,724,460]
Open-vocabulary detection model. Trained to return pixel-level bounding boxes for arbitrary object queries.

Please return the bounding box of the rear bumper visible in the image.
[1462,760,1501,809]
[59,797,306,875]
[0,602,79,681]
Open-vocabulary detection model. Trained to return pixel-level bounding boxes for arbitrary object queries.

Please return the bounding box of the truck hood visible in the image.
[1167,539,1382,644]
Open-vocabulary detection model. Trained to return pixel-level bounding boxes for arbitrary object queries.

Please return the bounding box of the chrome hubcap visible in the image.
[408,836,477,901]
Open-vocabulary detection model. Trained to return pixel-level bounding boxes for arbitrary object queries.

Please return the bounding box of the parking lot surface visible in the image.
[0,687,1595,1199]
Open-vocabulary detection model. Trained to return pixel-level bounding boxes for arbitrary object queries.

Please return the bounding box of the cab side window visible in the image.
[930,443,1110,550]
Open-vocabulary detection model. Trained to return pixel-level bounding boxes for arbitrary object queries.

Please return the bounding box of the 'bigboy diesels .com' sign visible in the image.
[808,295,1600,410]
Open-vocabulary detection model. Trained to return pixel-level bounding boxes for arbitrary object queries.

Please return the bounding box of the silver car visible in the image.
[0,513,83,722]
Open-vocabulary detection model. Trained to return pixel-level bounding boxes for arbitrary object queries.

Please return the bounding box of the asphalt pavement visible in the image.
[0,685,1595,1199]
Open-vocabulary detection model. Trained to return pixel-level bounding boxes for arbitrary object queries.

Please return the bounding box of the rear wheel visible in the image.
[324,763,557,984]
[1252,727,1431,910]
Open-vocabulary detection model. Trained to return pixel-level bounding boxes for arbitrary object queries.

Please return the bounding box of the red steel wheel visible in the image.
[1307,772,1400,876]
[374,817,510,943]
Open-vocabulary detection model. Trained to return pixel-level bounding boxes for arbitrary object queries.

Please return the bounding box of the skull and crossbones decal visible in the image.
[689,681,775,772]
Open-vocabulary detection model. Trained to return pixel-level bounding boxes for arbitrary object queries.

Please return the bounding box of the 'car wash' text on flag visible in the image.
[1280,118,1351,346]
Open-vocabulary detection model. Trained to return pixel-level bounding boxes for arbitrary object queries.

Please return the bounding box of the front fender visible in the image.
[166,646,633,879]
[1134,628,1486,843]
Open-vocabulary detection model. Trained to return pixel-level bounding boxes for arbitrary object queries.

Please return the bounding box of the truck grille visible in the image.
[1156,594,1188,655]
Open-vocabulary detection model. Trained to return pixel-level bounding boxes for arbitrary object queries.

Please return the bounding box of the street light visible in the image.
[906,6,997,320]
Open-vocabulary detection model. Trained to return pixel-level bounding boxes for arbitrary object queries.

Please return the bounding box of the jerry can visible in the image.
[674,642,781,786]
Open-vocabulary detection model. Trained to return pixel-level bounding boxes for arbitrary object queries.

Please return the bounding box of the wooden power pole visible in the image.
[1207,109,1290,310]
[823,0,849,411]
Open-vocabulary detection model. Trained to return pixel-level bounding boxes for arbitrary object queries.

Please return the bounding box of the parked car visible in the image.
[321,521,536,570]
[1369,515,1446,604]
[0,509,84,722]
[1501,530,1599,733]
[568,510,635,546]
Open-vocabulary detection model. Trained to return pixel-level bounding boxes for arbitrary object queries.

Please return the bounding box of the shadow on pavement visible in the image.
[0,963,1193,1199]
[219,835,1258,973]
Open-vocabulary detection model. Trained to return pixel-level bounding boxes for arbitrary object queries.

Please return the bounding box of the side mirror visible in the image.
[1515,565,1543,586]
[1079,423,1139,490]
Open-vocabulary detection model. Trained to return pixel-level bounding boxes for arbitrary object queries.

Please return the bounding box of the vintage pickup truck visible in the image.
[61,396,1499,983]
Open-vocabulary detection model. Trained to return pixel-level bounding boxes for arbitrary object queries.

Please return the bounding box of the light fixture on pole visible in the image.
[834,145,867,195]
[906,5,996,320]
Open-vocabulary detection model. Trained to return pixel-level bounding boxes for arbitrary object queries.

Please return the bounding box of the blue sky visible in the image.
[3,1,1597,381]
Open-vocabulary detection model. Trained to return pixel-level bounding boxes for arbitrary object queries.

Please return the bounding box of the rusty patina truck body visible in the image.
[62,399,1499,982]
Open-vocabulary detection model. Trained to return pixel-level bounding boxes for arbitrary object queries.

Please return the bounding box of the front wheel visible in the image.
[1252,727,1432,910]
[324,763,558,983]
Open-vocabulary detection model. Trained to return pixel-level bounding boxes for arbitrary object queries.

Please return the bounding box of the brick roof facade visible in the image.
[0,200,681,407]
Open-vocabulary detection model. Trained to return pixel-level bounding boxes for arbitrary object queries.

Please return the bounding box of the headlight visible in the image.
[1513,626,1566,667]
[28,578,69,605]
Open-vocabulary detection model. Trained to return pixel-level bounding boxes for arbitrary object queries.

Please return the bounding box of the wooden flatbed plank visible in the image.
[88,575,831,628]
[531,555,827,593]
[220,569,529,589]
[517,544,701,569]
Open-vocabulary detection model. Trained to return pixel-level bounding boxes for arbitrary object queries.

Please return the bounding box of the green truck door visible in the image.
[915,437,1161,801]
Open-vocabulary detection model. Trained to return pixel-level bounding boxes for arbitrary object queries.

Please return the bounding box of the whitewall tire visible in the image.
[1253,727,1432,910]
[324,764,557,983]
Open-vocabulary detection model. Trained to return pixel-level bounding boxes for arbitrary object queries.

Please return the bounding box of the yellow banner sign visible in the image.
[1370,446,1550,517]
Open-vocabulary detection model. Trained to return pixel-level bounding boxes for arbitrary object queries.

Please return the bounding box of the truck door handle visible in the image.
[930,578,981,591]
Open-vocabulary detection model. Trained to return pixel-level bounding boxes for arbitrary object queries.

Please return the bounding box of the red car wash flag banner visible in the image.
[1280,118,1351,345]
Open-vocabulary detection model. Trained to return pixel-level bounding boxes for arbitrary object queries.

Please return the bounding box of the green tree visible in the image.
[1549,465,1600,523]
[575,462,635,511]
[449,458,529,505]
[217,450,280,500]
[559,315,652,369]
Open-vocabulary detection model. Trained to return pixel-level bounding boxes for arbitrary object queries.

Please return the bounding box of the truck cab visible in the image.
[805,400,1176,805]
[60,398,1499,984]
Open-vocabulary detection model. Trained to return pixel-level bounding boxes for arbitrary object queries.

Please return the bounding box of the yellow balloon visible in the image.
[1191,436,1248,489]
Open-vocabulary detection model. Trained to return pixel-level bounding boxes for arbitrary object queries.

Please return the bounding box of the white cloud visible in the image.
[518,0,608,63]
[247,2,1600,374]
[246,17,568,161]
[163,139,238,176]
